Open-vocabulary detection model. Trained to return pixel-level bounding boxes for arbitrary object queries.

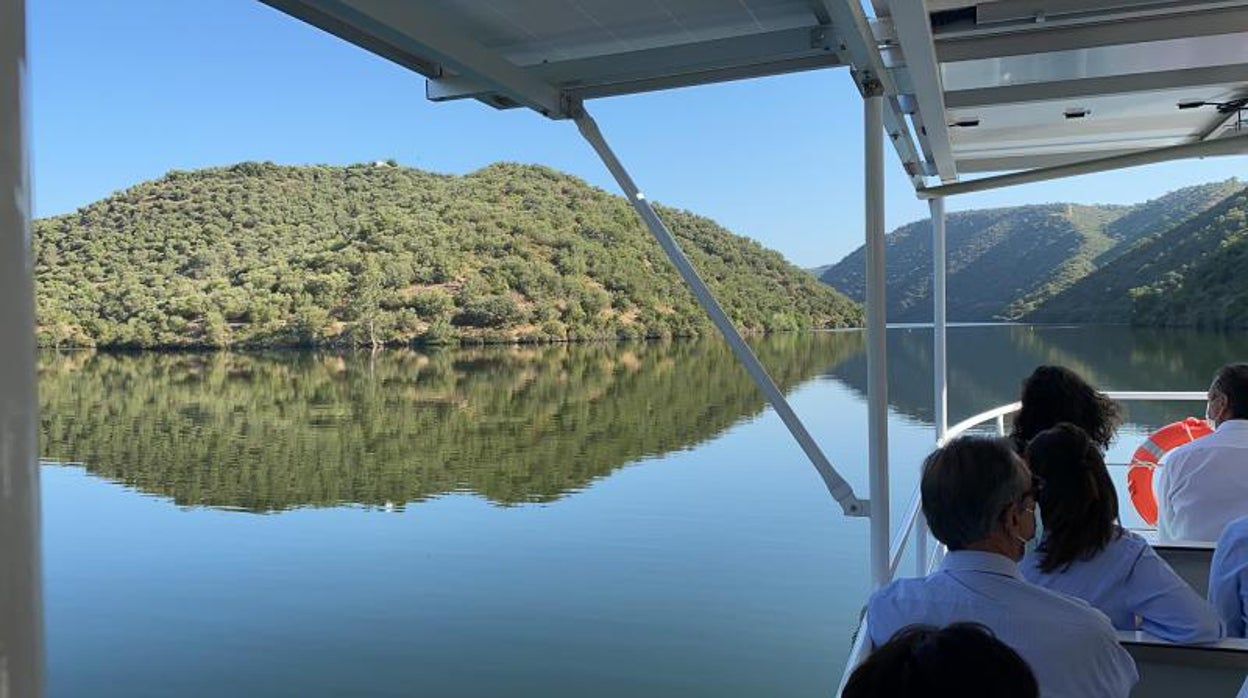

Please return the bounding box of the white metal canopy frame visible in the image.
[4,0,1248,694]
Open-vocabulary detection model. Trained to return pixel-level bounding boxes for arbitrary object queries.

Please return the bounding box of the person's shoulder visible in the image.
[1218,515,1248,545]
[866,576,933,639]
[868,575,926,605]
[1115,529,1150,553]
[1112,530,1160,569]
[1162,437,1205,463]
[1084,529,1150,568]
[1019,550,1043,581]
[1016,575,1117,627]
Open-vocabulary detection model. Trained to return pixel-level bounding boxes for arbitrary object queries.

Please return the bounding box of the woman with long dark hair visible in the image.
[1020,423,1222,643]
[1009,365,1122,453]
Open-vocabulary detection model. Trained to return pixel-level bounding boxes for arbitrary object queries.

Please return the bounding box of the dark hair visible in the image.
[1010,365,1121,452]
[1212,364,1248,420]
[843,623,1039,698]
[1026,423,1121,573]
[921,436,1029,550]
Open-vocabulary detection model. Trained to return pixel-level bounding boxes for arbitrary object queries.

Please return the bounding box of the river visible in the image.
[38,325,1248,697]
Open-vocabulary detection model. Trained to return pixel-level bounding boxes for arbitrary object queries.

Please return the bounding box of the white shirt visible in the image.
[1210,515,1248,637]
[1022,529,1223,643]
[867,550,1138,698]
[1156,420,1248,542]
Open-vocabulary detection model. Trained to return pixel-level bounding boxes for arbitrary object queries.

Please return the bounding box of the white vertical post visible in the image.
[0,0,43,695]
[918,196,947,576]
[573,110,868,517]
[865,95,890,589]
[931,196,948,444]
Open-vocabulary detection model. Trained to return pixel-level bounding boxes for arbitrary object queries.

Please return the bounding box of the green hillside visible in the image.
[1097,180,1244,263]
[1029,185,1248,327]
[818,180,1240,323]
[819,203,1124,321]
[34,162,860,349]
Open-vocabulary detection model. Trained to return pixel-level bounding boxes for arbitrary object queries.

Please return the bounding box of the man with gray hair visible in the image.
[866,436,1137,697]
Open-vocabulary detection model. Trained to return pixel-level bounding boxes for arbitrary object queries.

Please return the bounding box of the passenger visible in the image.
[1009,365,1122,454]
[842,622,1039,698]
[1021,423,1223,643]
[1156,363,1248,541]
[1210,515,1248,637]
[866,436,1137,698]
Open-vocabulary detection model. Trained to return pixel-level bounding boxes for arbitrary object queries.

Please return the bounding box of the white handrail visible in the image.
[945,401,1021,443]
[1105,391,1208,401]
[888,486,923,578]
[942,391,1207,444]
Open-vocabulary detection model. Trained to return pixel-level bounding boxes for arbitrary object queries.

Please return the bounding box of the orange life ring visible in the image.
[1127,417,1214,525]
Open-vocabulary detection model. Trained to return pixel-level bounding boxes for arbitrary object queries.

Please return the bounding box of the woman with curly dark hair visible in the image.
[1021,423,1222,643]
[1009,365,1122,453]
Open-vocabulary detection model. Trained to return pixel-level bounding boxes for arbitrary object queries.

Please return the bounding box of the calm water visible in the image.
[39,325,1248,697]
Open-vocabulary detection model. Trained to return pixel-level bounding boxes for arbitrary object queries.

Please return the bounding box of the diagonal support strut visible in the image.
[573,109,868,518]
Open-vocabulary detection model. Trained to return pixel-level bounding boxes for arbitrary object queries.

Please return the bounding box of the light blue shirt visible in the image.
[1210,515,1248,637]
[1022,530,1223,643]
[867,550,1138,698]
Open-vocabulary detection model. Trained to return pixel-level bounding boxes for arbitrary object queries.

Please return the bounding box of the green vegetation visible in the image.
[818,180,1242,323]
[39,333,861,512]
[34,162,860,349]
[820,204,1123,321]
[1027,185,1248,326]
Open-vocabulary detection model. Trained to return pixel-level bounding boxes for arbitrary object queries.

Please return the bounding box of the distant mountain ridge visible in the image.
[1027,184,1248,327]
[817,179,1243,323]
[34,161,861,348]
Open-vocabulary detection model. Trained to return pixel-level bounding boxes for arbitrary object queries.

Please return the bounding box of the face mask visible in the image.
[1014,503,1040,555]
[1021,506,1043,555]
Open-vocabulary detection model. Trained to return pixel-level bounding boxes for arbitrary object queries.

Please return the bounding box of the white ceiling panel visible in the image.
[262,0,842,109]
[259,0,1248,183]
[942,32,1248,92]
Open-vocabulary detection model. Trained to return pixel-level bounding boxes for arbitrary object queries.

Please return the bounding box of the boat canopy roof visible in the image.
[261,0,1248,188]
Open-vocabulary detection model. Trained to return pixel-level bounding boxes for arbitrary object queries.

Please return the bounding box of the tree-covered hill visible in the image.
[1096,180,1243,264]
[817,180,1241,323]
[34,162,860,348]
[819,203,1124,321]
[1027,185,1248,327]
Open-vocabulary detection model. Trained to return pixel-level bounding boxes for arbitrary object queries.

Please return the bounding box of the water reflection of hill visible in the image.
[39,334,861,512]
[827,325,1248,428]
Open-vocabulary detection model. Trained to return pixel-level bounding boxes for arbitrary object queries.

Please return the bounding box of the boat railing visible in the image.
[841,390,1215,696]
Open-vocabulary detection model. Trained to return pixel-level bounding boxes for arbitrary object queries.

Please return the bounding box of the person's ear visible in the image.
[1213,393,1229,422]
[1003,503,1023,535]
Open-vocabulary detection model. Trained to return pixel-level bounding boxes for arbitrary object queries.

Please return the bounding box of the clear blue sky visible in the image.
[29,0,1248,266]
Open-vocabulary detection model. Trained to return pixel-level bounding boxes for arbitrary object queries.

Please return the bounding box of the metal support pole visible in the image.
[931,196,948,446]
[573,110,868,517]
[916,132,1248,199]
[864,95,890,588]
[917,196,947,576]
[1,0,43,695]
